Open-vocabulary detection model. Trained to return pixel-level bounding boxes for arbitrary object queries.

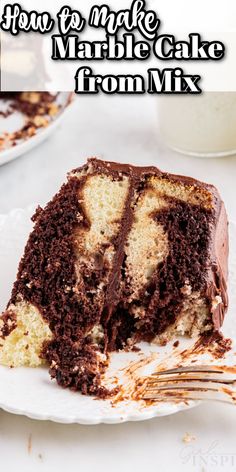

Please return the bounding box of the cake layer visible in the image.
[0,301,52,367]
[0,158,228,396]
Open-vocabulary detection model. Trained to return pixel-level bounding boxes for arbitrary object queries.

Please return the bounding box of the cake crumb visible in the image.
[180,284,192,296]
[21,92,40,104]
[33,115,49,128]
[182,432,196,443]
[28,434,32,454]
[212,295,222,310]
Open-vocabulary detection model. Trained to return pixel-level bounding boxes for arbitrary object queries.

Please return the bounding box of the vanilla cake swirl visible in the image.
[0,159,228,396]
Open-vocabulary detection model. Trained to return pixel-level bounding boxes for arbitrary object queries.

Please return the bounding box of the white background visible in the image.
[0,96,236,471]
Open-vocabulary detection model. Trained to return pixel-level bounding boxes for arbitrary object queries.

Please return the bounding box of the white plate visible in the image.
[0,93,73,166]
[0,208,235,425]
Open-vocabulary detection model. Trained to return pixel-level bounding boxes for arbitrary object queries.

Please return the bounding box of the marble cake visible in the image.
[0,159,228,396]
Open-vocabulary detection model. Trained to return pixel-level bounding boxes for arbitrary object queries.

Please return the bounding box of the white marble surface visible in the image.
[0,96,236,472]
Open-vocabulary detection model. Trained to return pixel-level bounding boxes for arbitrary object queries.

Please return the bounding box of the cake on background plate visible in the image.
[0,159,228,396]
[0,92,60,151]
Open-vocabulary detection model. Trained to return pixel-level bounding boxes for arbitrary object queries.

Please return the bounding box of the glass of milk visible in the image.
[158,92,236,157]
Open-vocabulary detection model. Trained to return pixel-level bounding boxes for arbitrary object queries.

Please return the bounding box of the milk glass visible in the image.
[158,93,236,157]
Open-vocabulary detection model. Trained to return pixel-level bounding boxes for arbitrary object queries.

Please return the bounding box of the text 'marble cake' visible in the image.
[0,159,228,396]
